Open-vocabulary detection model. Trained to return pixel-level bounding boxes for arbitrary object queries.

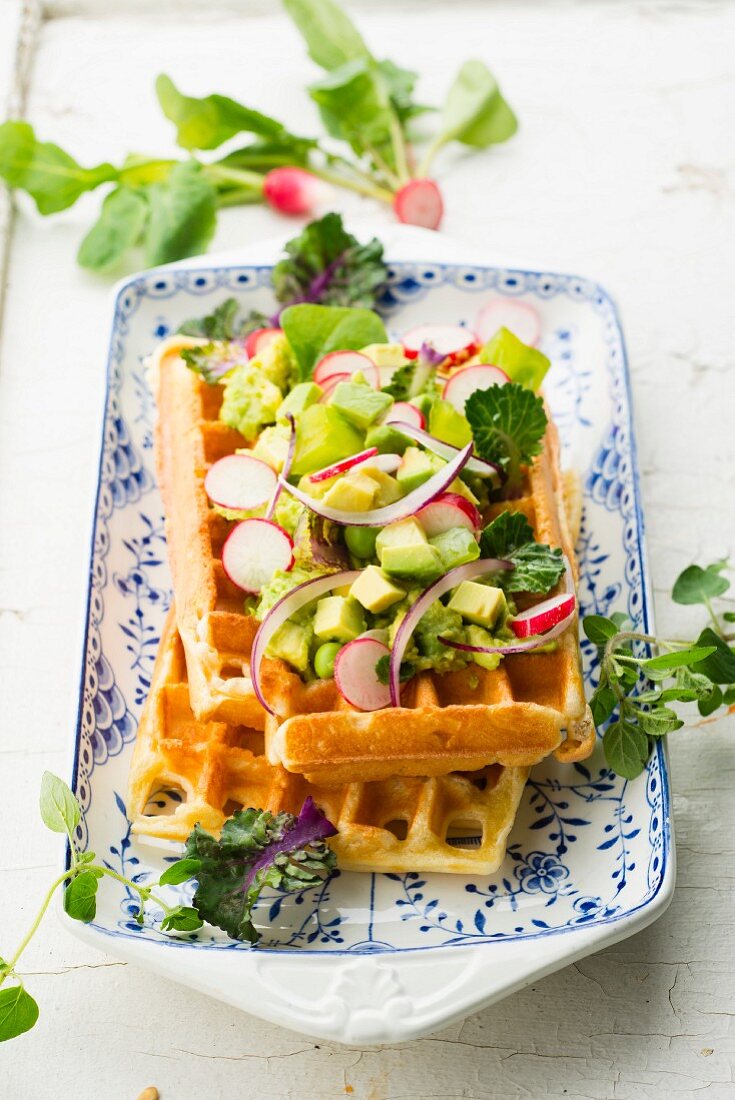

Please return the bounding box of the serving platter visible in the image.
[63,225,673,1044]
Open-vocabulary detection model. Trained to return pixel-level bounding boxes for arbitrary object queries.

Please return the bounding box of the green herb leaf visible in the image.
[0,120,117,215]
[0,986,39,1043]
[672,666,715,700]
[280,303,387,381]
[582,615,620,647]
[216,140,312,172]
[479,511,564,594]
[160,906,204,933]
[465,383,547,496]
[589,683,617,726]
[309,58,395,169]
[603,719,651,779]
[183,800,336,943]
[692,628,735,684]
[180,342,247,385]
[672,560,729,606]
[283,0,370,72]
[382,363,414,401]
[479,327,550,391]
[642,645,717,674]
[144,162,217,266]
[636,706,683,738]
[436,60,517,150]
[178,298,241,340]
[159,858,202,886]
[63,870,100,923]
[375,654,415,685]
[39,772,80,836]
[77,186,148,272]
[723,685,735,704]
[698,685,723,717]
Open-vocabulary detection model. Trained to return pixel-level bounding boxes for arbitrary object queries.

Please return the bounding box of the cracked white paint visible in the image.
[0,1,733,1097]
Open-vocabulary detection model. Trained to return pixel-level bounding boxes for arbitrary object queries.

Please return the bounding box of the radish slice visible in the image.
[359,628,390,645]
[475,299,541,347]
[443,364,510,413]
[510,593,576,639]
[221,519,294,595]
[416,492,481,536]
[265,414,296,521]
[318,372,350,402]
[393,178,444,230]
[389,421,502,482]
[205,454,277,511]
[334,637,392,711]
[403,323,477,363]
[388,558,512,706]
[384,402,425,430]
[252,570,362,714]
[313,351,379,389]
[440,603,576,657]
[309,447,379,484]
[245,327,283,359]
[279,442,473,527]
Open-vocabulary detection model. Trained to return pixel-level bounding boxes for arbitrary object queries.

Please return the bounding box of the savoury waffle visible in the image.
[128,610,530,875]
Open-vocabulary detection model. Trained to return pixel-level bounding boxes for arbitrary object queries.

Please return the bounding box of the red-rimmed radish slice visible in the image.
[440,598,576,657]
[442,364,510,413]
[389,421,502,482]
[358,453,402,475]
[318,372,350,402]
[389,558,513,705]
[384,402,425,430]
[245,327,283,359]
[221,519,294,595]
[359,628,390,644]
[334,637,392,711]
[416,492,481,536]
[309,447,379,484]
[313,350,379,389]
[393,178,444,230]
[280,442,473,527]
[204,454,277,511]
[510,593,576,639]
[402,323,478,363]
[252,570,362,714]
[475,299,541,346]
[265,414,296,521]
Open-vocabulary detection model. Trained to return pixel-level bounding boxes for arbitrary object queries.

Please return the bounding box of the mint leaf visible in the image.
[672,561,729,606]
[63,870,101,923]
[0,986,39,1043]
[692,628,735,684]
[144,162,217,266]
[603,720,650,779]
[0,120,117,215]
[480,511,564,594]
[39,772,80,836]
[184,799,337,943]
[160,906,203,933]
[77,186,148,272]
[281,303,386,381]
[465,383,547,496]
[159,858,202,886]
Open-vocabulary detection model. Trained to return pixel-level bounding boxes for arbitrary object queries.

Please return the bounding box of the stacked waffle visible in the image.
[127,335,594,875]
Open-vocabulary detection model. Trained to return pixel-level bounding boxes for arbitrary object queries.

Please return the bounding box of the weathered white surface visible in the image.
[0,1,733,1097]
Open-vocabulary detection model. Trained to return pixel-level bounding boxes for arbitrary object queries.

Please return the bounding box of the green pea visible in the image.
[345,525,380,559]
[314,642,341,680]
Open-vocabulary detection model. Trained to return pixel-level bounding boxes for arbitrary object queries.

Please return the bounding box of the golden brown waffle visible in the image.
[154,337,594,784]
[128,611,530,875]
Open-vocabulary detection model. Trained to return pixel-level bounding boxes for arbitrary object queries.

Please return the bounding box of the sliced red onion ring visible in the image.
[278,441,473,527]
[389,421,502,482]
[561,553,575,595]
[389,558,512,706]
[439,605,575,657]
[251,569,362,715]
[265,414,296,521]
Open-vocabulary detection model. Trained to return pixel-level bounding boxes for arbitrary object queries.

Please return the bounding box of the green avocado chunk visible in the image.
[330,380,393,431]
[291,405,364,477]
[267,620,312,673]
[466,625,502,670]
[313,595,365,643]
[365,423,411,455]
[277,381,323,422]
[429,527,480,570]
[396,447,442,493]
[350,566,405,613]
[376,517,443,583]
[428,398,473,448]
[447,580,507,628]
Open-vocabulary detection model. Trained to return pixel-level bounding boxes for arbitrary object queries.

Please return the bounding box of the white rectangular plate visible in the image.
[64,226,673,1044]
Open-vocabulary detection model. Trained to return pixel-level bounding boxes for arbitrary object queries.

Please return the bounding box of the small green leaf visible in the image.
[63,870,100,923]
[77,186,148,272]
[435,59,517,150]
[160,906,204,933]
[610,612,630,630]
[692,628,735,684]
[589,684,617,726]
[643,646,717,674]
[672,561,729,606]
[582,615,619,647]
[0,120,117,214]
[156,75,301,151]
[0,986,39,1042]
[144,162,217,266]
[636,706,683,738]
[672,666,715,700]
[722,685,735,705]
[39,772,80,836]
[603,720,650,780]
[698,685,723,717]
[159,858,202,886]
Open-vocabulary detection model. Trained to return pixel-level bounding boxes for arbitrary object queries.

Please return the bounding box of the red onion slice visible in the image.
[251,569,362,715]
[439,606,576,657]
[388,558,513,706]
[265,414,296,521]
[278,441,473,527]
[389,421,502,482]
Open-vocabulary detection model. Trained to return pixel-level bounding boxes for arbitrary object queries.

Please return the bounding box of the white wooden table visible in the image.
[1,1,734,1096]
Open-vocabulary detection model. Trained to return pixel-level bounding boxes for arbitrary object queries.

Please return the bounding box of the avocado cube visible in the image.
[267,620,311,673]
[429,397,472,448]
[381,542,443,583]
[252,425,290,472]
[330,381,393,431]
[360,342,409,370]
[447,581,507,628]
[376,517,427,559]
[322,471,377,512]
[359,467,403,506]
[466,625,502,671]
[291,405,364,477]
[448,476,480,505]
[277,381,322,422]
[396,447,442,494]
[350,565,405,613]
[429,527,480,570]
[314,596,365,643]
[365,423,411,455]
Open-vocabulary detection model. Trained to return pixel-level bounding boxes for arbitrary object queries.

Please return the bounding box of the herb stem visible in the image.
[95,866,174,917]
[388,115,411,185]
[204,164,264,192]
[702,594,723,637]
[361,141,402,191]
[310,165,394,203]
[417,135,444,179]
[0,868,78,984]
